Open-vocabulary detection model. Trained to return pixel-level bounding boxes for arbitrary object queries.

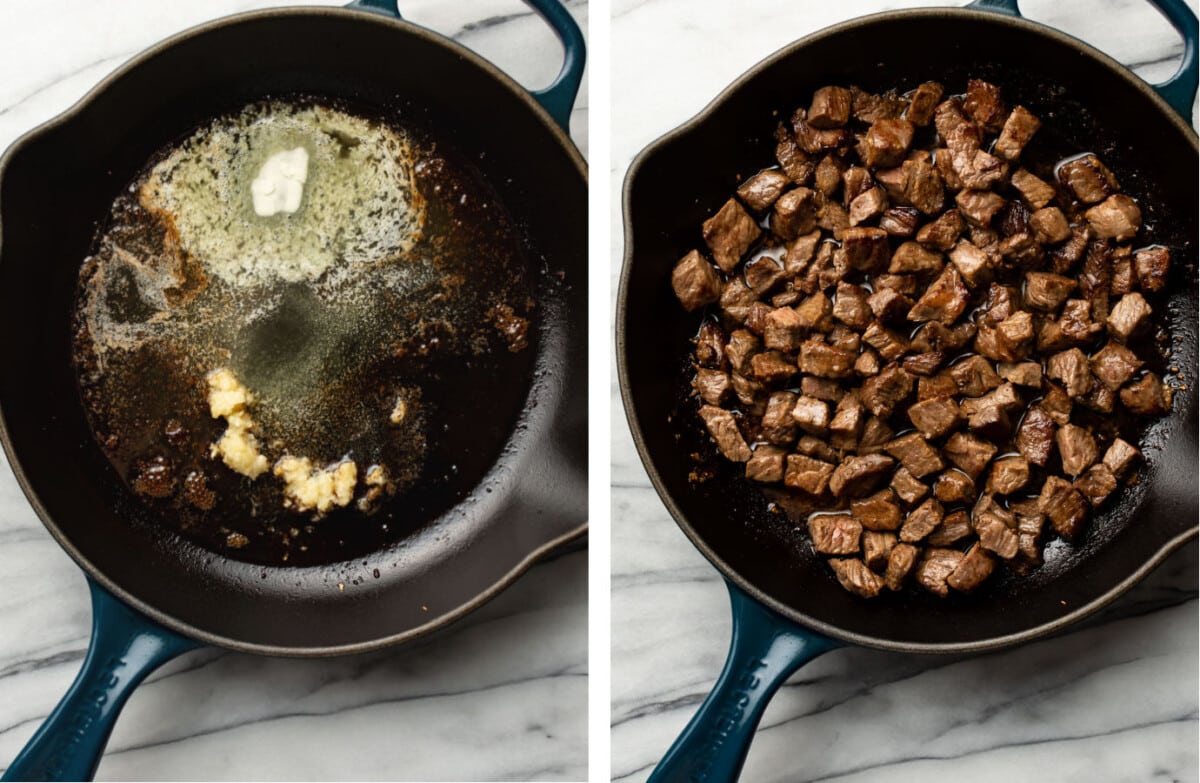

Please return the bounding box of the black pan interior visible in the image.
[621,9,1197,650]
[0,9,587,653]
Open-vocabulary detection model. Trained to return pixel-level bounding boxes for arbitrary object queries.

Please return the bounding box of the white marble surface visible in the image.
[610,1,1199,781]
[0,1,587,781]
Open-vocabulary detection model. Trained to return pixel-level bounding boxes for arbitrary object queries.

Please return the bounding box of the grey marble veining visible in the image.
[0,1,587,780]
[610,1,1198,781]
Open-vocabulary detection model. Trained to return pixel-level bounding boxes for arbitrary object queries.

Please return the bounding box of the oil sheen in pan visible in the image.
[72,97,538,567]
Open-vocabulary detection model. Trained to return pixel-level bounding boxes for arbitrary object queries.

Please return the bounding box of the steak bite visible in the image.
[880,206,922,236]
[917,209,966,250]
[998,361,1043,388]
[829,557,885,598]
[885,432,945,478]
[762,307,805,352]
[863,322,911,360]
[1103,438,1141,477]
[885,543,920,590]
[694,321,727,368]
[809,514,863,555]
[902,351,946,377]
[851,488,904,531]
[772,187,821,240]
[907,396,962,439]
[862,530,898,570]
[1056,423,1099,476]
[808,85,853,128]
[955,189,1006,227]
[943,431,997,478]
[1107,292,1152,341]
[950,147,1009,190]
[1024,272,1077,311]
[761,391,799,445]
[934,469,975,504]
[948,239,994,289]
[950,355,1002,397]
[1075,463,1118,507]
[672,250,722,311]
[849,187,888,226]
[785,453,836,494]
[1029,207,1072,245]
[1133,246,1170,292]
[860,364,914,418]
[814,154,846,196]
[703,198,761,271]
[829,453,896,498]
[750,350,797,384]
[891,466,929,505]
[928,509,974,546]
[798,340,856,379]
[900,497,944,543]
[693,368,730,406]
[1120,372,1171,415]
[791,395,831,435]
[833,282,873,329]
[1058,154,1118,204]
[908,265,970,324]
[864,118,915,168]
[947,543,996,592]
[994,105,1041,161]
[1039,475,1090,538]
[737,169,792,212]
[916,548,966,596]
[794,291,834,330]
[964,79,1007,131]
[699,405,752,462]
[986,455,1031,495]
[907,81,944,126]
[746,444,788,483]
[1011,168,1057,209]
[775,123,816,184]
[1085,195,1142,241]
[859,416,895,454]
[1090,341,1143,390]
[1046,348,1093,398]
[902,158,946,215]
[973,496,1019,559]
[840,226,890,272]
[867,290,914,326]
[829,393,867,449]
[802,376,845,402]
[889,241,944,274]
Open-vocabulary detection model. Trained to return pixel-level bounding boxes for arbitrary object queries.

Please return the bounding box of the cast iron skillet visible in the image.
[618,0,1197,779]
[0,1,586,779]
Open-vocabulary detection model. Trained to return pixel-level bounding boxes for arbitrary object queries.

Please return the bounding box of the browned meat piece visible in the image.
[828,393,866,450]
[1107,292,1152,341]
[791,108,852,154]
[980,282,1018,324]
[995,311,1035,357]
[759,308,801,353]
[817,200,851,240]
[906,81,944,126]
[1120,372,1171,415]
[866,290,913,326]
[1079,382,1116,414]
[737,169,791,212]
[986,455,1030,495]
[875,273,920,296]
[761,391,799,445]
[934,98,979,150]
[949,355,1001,397]
[1075,463,1118,508]
[885,543,920,590]
[671,250,722,311]
[693,368,730,406]
[794,291,834,331]
[1040,475,1090,538]
[1010,499,1046,571]
[1133,245,1170,292]
[945,543,995,593]
[849,187,888,226]
[902,352,946,377]
[1046,348,1093,398]
[891,466,929,505]
[772,187,820,240]
[917,548,966,597]
[900,497,944,543]
[719,278,757,323]
[1103,438,1141,477]
[899,157,946,215]
[860,364,914,418]
[964,396,1011,440]
[859,416,895,454]
[907,397,962,439]
[998,361,1043,388]
[886,242,941,276]
[746,444,787,483]
[864,119,915,168]
[1040,384,1073,424]
[1090,341,1143,390]
[842,166,873,203]
[784,230,822,277]
[950,147,1009,190]
[1085,195,1141,242]
[797,340,855,379]
[832,282,873,329]
[851,489,904,531]
[885,432,945,479]
[808,85,853,128]
[934,470,975,504]
[745,301,774,335]
[699,405,752,462]
[694,322,726,369]
[828,324,862,353]
[961,381,1023,417]
[703,198,761,272]
[801,376,843,403]
[862,322,911,361]
[946,239,993,289]
[829,453,895,498]
[862,530,898,570]
[928,510,973,546]
[1050,299,1103,347]
[775,123,816,184]
[809,513,862,554]
[973,496,1019,558]
[750,351,797,384]
[875,165,907,200]
[964,79,1006,131]
[942,431,997,478]
[814,154,846,197]
[840,226,890,272]
[791,395,831,435]
[908,266,970,324]
[1008,170,1055,212]
[1023,271,1076,312]
[1058,154,1118,204]
[955,189,1006,229]
[993,105,1041,160]
[915,209,965,251]
[1049,225,1090,274]
[730,373,766,411]
[741,256,783,296]
[1029,207,1071,246]
[797,435,840,463]
[880,206,922,236]
[828,557,885,598]
[784,453,836,494]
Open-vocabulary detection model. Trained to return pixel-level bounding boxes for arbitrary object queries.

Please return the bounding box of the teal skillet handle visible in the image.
[647,583,842,783]
[2,579,200,782]
[967,0,1198,119]
[345,0,585,132]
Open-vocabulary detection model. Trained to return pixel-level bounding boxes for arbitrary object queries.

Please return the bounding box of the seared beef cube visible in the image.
[950,147,1009,190]
[814,154,846,196]
[1080,382,1117,414]
[1046,348,1092,398]
[965,398,1011,440]
[791,108,852,153]
[771,187,820,240]
[987,455,1031,495]
[1103,438,1141,477]
[798,340,855,379]
[1090,341,1143,390]
[858,416,895,454]
[860,364,914,418]
[851,489,904,531]
[775,123,816,184]
[832,282,873,329]
[746,301,773,336]
[672,250,722,311]
[829,393,867,449]
[791,395,831,435]
[880,206,922,236]
[743,255,785,295]
[993,105,1041,160]
[1046,299,1103,348]
[996,311,1035,356]
[1085,195,1141,242]
[785,453,836,494]
[1058,154,1118,204]
[877,275,921,297]
[1041,384,1073,424]
[730,373,766,411]
[943,431,997,478]
[808,86,853,128]
[908,266,970,324]
[862,531,898,570]
[693,368,730,406]
[891,466,929,505]
[862,322,911,361]
[784,230,822,277]
[842,166,873,203]
[998,361,1043,388]
[720,278,758,323]
[737,169,791,212]
[973,496,1019,558]
[980,283,1017,324]
[840,227,890,272]
[885,432,945,479]
[726,328,761,373]
[793,291,834,331]
[966,381,1023,416]
[1050,225,1090,274]
[867,290,913,326]
[746,444,787,483]
[964,79,1007,131]
[1077,239,1111,305]
[947,239,994,289]
[817,200,851,241]
[829,558,885,598]
[875,165,907,200]
[1075,463,1118,508]
[997,231,1043,268]
[928,510,973,546]
[1023,271,1076,312]
[703,198,761,272]
[1029,207,1071,245]
[934,470,975,504]
[695,321,727,369]
[761,307,804,352]
[908,396,962,439]
[1107,292,1151,341]
[797,435,840,463]
[917,548,966,597]
[900,497,944,543]
[699,405,752,462]
[907,81,944,126]
[934,98,981,151]
[888,242,943,275]
[916,209,965,250]
[800,376,843,403]
[849,187,888,225]
[1133,246,1170,293]
[829,453,895,498]
[1120,373,1171,415]
[864,118,915,168]
[901,158,946,215]
[750,351,797,384]
[1011,499,1046,569]
[955,189,1006,227]
[949,355,1001,397]
[946,544,995,593]
[855,349,881,377]
[1011,168,1057,209]
[902,352,946,377]
[1040,475,1090,538]
[885,543,920,590]
[809,514,862,554]
[761,391,799,445]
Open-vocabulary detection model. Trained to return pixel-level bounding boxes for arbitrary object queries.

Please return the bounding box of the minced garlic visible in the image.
[206,368,270,479]
[274,455,357,514]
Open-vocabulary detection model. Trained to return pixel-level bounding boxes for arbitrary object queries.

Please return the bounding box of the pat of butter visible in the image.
[250,147,309,216]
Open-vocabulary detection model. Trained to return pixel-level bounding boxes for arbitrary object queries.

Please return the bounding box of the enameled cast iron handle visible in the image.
[647,584,842,783]
[2,580,199,782]
[968,0,1199,119]
[347,0,585,132]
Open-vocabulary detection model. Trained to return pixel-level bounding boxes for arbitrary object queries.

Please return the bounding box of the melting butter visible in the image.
[251,147,310,216]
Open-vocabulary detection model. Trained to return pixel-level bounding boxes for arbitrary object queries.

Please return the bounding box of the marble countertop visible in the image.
[610,1,1198,781]
[0,1,587,781]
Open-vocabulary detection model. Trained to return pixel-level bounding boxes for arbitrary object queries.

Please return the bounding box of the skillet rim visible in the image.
[0,4,588,657]
[618,5,1198,654]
